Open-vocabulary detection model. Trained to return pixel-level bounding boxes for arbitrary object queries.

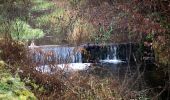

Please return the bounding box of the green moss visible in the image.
[0,73,37,100]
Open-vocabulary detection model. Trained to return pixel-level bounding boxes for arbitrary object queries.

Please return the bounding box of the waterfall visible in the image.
[113,45,117,60]
[29,43,139,73]
[31,46,83,64]
[31,46,90,73]
[30,44,133,73]
[30,44,124,65]
[106,45,117,60]
[100,45,124,64]
[113,46,117,59]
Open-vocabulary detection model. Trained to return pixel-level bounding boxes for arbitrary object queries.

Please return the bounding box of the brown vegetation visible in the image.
[1,0,170,99]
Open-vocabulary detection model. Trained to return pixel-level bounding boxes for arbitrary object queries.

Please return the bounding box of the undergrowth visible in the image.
[0,59,36,100]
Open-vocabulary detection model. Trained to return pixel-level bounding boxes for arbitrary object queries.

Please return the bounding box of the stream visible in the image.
[29,43,169,99]
[29,43,139,73]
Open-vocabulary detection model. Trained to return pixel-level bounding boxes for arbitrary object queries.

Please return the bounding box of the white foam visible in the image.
[57,63,90,71]
[36,63,91,73]
[100,59,124,64]
[36,65,51,73]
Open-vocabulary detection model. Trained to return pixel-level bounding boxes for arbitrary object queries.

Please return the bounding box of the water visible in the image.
[29,44,169,99]
[99,46,124,64]
[30,46,82,64]
[36,63,91,73]
[29,43,138,73]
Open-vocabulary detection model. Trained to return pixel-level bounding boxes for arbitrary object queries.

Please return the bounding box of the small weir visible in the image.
[29,43,139,73]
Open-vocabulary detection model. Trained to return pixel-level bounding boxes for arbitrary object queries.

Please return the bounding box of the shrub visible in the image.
[0,38,27,66]
[67,18,96,44]
[10,19,44,41]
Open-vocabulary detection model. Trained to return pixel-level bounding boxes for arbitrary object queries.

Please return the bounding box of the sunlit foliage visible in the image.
[10,19,44,41]
[0,72,37,100]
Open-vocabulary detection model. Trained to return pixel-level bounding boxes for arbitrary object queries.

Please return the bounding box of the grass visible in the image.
[30,0,97,44]
[31,0,55,12]
[67,18,96,44]
[29,0,97,44]
[34,8,65,27]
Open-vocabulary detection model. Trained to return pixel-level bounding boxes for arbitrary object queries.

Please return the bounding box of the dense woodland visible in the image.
[0,0,170,99]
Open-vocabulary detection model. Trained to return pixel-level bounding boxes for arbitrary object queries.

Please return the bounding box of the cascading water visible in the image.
[30,44,128,73]
[50,47,82,63]
[30,46,89,72]
[99,45,124,64]
[31,45,125,64]
[106,45,117,60]
[113,46,117,60]
[31,46,83,64]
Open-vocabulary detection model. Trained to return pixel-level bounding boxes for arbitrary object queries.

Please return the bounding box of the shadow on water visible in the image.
[143,63,170,100]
